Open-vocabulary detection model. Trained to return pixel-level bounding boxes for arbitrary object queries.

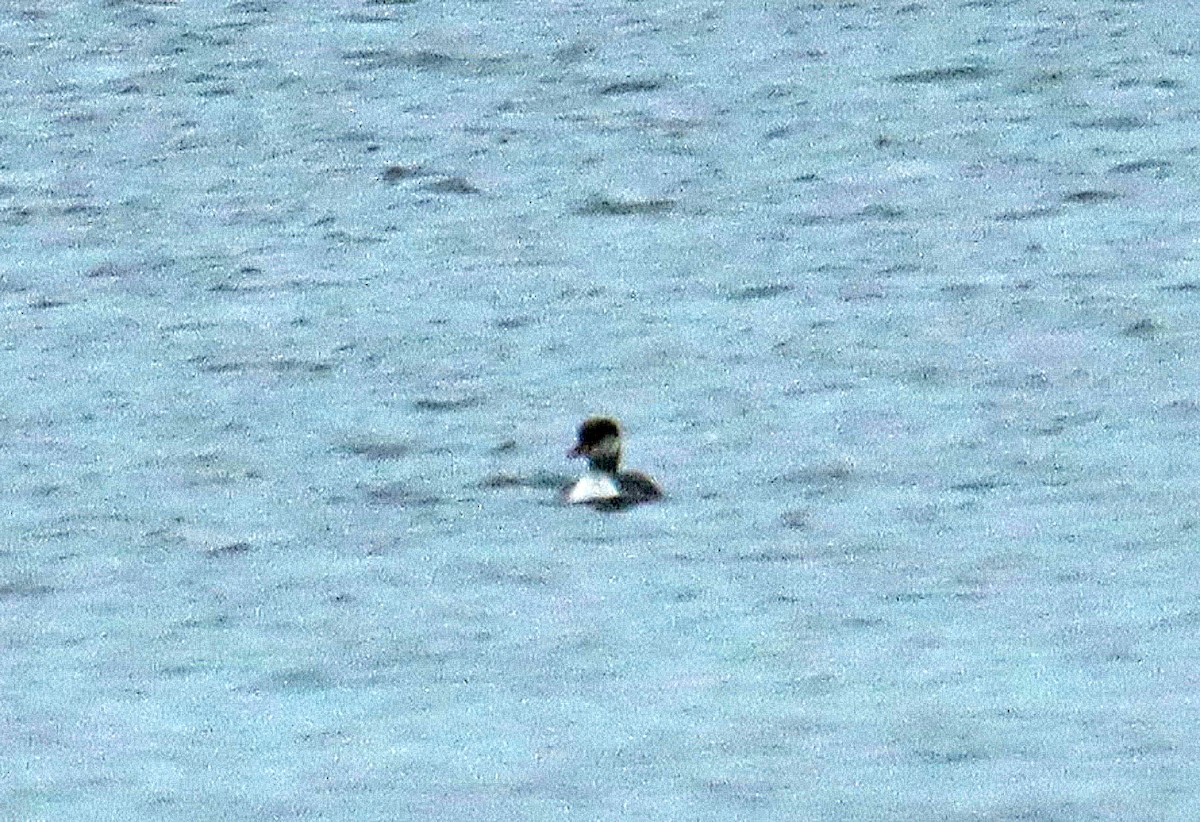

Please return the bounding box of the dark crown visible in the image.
[577,416,621,446]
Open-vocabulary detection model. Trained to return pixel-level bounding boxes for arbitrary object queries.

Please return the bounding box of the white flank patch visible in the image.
[566,471,620,504]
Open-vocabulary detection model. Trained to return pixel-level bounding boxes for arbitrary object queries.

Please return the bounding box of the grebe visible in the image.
[564,416,663,509]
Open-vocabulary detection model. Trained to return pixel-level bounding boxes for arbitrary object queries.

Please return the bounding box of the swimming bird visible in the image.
[564,416,663,508]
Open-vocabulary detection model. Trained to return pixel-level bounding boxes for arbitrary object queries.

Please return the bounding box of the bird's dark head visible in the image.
[567,416,622,472]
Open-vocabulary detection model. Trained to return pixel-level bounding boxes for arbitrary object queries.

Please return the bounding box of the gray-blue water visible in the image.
[4,2,1200,819]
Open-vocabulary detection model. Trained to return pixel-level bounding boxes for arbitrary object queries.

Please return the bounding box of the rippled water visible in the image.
[4,2,1200,819]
